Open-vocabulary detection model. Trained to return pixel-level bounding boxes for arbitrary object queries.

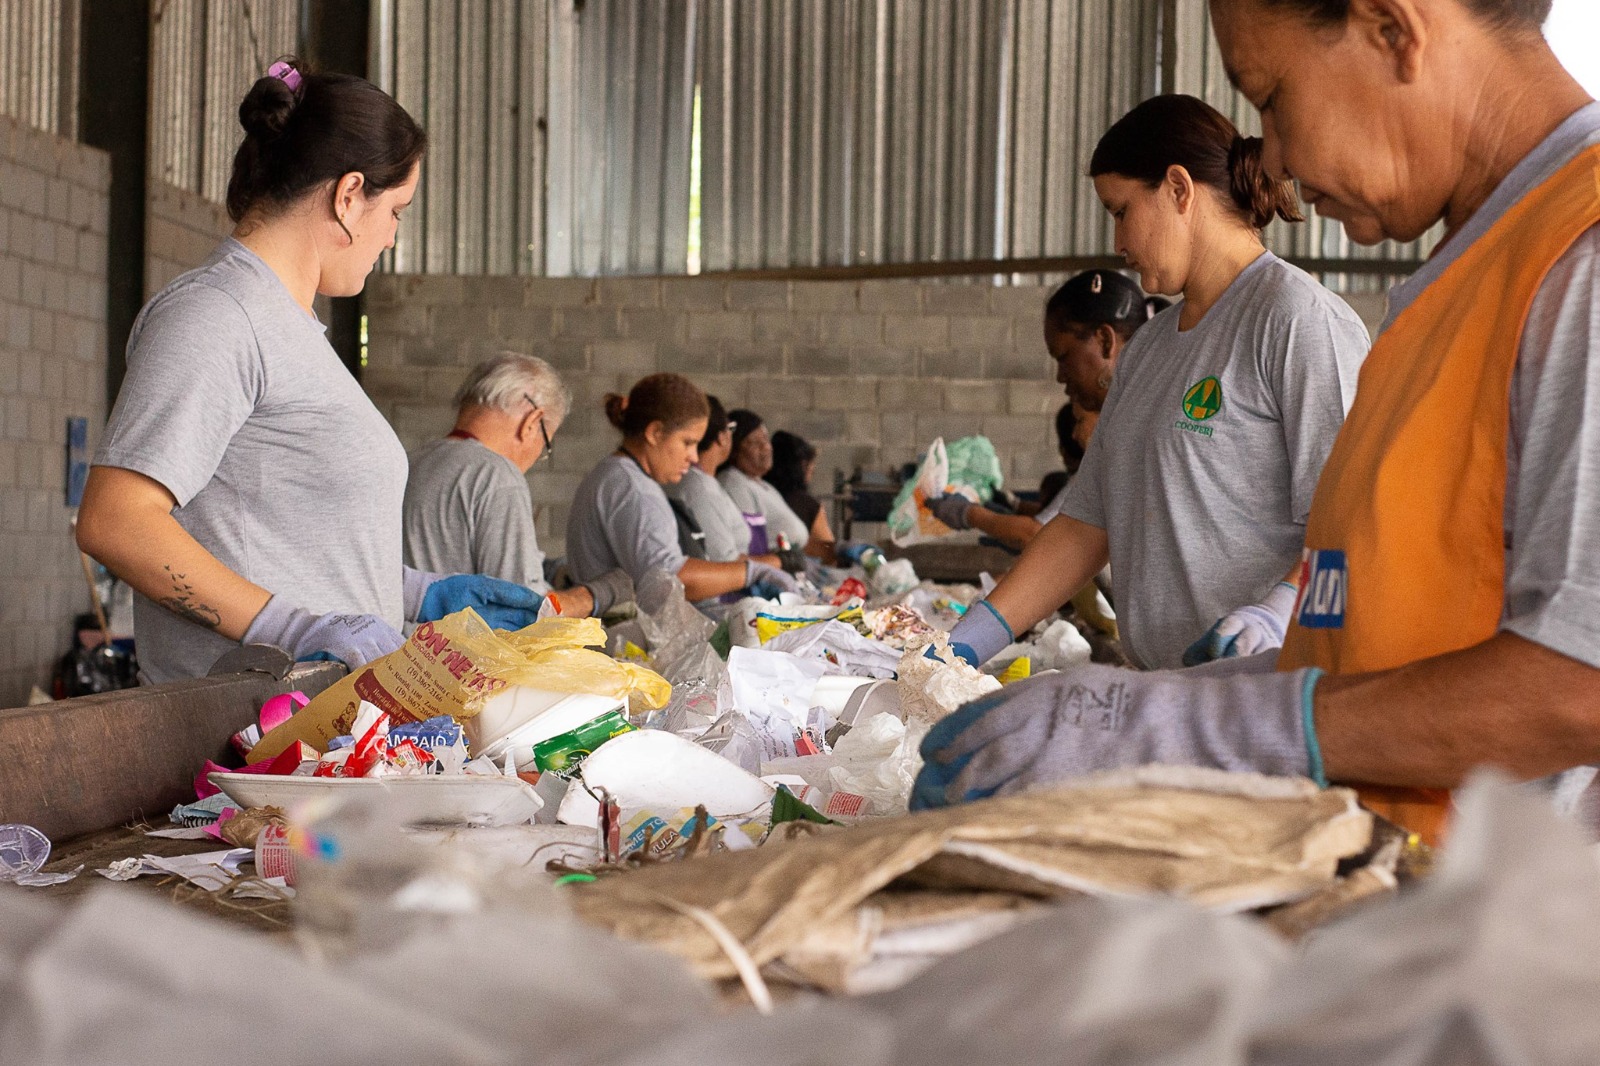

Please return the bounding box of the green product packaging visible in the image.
[531,709,635,777]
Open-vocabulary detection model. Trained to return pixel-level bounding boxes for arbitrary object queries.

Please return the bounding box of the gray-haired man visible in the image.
[404,352,630,617]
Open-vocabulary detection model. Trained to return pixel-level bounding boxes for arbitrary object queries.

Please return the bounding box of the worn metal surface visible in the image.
[0,662,344,843]
[375,0,689,276]
[367,0,1423,286]
[148,0,300,203]
[0,0,79,138]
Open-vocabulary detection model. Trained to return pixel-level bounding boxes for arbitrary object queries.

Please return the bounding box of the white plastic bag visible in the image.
[888,438,950,547]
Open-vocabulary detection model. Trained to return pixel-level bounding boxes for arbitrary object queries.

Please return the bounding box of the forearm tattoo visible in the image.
[157,564,221,629]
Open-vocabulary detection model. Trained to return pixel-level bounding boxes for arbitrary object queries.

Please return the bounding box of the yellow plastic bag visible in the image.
[250,610,670,763]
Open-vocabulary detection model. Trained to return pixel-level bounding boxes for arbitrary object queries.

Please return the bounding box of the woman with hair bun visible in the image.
[77,60,558,684]
[941,94,1370,673]
[567,374,797,604]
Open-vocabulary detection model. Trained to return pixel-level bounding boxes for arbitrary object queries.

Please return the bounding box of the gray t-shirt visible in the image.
[718,466,810,549]
[1380,103,1600,670]
[96,239,408,683]
[1063,253,1369,669]
[668,466,750,562]
[403,437,547,591]
[566,454,687,584]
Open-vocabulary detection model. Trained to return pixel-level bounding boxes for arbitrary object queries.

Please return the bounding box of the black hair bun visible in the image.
[238,75,296,142]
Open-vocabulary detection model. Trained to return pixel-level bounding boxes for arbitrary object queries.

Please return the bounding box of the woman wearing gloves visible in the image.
[567,374,797,603]
[928,271,1157,550]
[77,61,547,684]
[918,0,1600,848]
[941,94,1369,672]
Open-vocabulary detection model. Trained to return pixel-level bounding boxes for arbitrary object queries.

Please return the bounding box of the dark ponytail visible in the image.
[1090,94,1302,231]
[604,373,710,440]
[226,57,427,223]
[1227,135,1302,229]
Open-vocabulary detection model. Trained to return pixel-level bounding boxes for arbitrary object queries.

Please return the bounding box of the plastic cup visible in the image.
[0,824,51,880]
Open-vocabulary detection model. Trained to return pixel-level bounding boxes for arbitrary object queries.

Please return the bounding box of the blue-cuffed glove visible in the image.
[927,493,973,530]
[746,559,799,598]
[1182,581,1299,667]
[406,568,545,631]
[911,661,1326,810]
[243,595,405,671]
[928,598,1014,667]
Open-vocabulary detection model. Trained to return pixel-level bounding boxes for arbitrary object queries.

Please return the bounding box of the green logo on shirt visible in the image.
[1181,377,1223,422]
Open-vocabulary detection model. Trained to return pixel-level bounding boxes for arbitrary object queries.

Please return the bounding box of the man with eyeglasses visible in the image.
[403,351,631,619]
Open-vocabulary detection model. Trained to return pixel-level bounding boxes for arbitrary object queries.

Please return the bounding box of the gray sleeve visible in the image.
[1060,384,1117,530]
[1263,298,1369,523]
[94,284,261,506]
[684,475,746,562]
[471,467,548,592]
[599,467,687,581]
[718,470,758,513]
[1502,225,1600,668]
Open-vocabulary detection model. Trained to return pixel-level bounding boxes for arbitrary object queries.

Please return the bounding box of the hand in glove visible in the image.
[926,493,973,531]
[404,567,545,631]
[746,559,799,598]
[243,596,405,671]
[582,568,634,617]
[834,542,880,567]
[929,598,1014,668]
[911,660,1325,810]
[1182,581,1299,667]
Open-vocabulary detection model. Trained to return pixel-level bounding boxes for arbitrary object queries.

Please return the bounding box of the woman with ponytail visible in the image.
[78,60,563,684]
[941,94,1370,673]
[566,374,797,605]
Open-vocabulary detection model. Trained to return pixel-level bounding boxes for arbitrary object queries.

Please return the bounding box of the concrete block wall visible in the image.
[144,181,231,298]
[364,275,1387,559]
[363,275,1088,556]
[0,116,110,706]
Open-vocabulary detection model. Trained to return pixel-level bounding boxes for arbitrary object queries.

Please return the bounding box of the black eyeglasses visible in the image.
[525,393,553,463]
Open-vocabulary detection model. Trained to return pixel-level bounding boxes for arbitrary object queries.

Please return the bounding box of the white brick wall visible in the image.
[0,116,110,706]
[144,181,231,298]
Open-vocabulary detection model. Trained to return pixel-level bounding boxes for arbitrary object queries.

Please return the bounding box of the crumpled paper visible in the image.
[895,645,1002,724]
[766,620,902,679]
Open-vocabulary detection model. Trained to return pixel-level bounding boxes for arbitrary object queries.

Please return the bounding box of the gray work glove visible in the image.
[1182,581,1299,666]
[582,568,634,616]
[243,595,406,671]
[937,598,1015,667]
[927,493,973,530]
[911,661,1326,810]
[777,545,808,574]
[746,559,800,596]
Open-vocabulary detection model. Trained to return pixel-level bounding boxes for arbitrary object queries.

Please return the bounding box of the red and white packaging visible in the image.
[254,822,297,886]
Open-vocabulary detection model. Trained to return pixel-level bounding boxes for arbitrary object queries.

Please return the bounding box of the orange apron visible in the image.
[1278,146,1600,845]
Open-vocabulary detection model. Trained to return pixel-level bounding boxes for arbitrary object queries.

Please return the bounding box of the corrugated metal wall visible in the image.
[0,0,80,139]
[368,0,1430,281]
[1001,0,1162,263]
[1170,0,1435,289]
[375,0,691,276]
[148,0,301,203]
[697,0,1163,271]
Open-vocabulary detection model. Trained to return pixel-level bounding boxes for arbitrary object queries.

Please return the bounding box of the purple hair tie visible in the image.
[267,61,302,93]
